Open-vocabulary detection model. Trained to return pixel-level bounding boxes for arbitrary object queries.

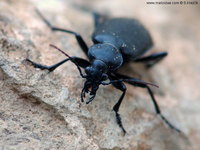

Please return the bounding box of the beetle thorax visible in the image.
[88,43,123,70]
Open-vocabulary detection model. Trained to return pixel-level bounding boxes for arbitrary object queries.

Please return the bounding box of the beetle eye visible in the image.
[102,74,108,81]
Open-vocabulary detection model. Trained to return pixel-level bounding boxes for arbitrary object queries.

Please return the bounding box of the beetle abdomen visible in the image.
[93,18,153,60]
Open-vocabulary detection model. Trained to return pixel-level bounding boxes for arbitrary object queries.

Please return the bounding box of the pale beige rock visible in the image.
[0,0,199,149]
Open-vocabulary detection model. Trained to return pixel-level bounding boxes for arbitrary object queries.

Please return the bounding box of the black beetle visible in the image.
[26,10,180,134]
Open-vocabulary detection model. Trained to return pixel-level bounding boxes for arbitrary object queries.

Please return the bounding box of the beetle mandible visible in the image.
[26,9,180,134]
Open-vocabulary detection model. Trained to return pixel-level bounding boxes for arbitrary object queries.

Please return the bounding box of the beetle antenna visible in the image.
[50,44,86,78]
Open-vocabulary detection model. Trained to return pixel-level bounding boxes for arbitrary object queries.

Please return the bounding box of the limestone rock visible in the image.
[0,0,199,149]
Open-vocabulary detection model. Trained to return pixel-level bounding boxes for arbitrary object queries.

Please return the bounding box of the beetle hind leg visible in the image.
[93,12,101,27]
[92,12,110,27]
[146,86,181,132]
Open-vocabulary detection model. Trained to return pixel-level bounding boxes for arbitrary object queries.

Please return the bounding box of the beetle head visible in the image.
[81,60,108,104]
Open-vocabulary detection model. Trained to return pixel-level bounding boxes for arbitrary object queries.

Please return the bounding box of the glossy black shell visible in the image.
[92,18,153,61]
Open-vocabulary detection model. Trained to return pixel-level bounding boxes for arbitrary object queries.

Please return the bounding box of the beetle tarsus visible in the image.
[160,114,181,133]
[26,58,57,72]
[115,111,127,135]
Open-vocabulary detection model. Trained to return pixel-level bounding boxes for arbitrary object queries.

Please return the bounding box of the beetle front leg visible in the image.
[26,58,69,72]
[109,74,127,134]
[112,82,127,135]
[26,56,90,72]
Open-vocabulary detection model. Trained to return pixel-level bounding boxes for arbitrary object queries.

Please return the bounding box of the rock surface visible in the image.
[0,0,199,149]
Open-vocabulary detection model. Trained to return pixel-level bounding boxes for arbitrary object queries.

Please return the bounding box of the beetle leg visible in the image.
[26,58,70,72]
[109,74,127,135]
[35,9,88,56]
[112,83,127,135]
[134,52,168,68]
[92,12,110,27]
[113,72,181,133]
[26,56,90,72]
[93,12,101,27]
[70,57,90,68]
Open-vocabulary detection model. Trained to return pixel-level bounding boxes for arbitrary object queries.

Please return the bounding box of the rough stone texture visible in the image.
[0,0,199,149]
